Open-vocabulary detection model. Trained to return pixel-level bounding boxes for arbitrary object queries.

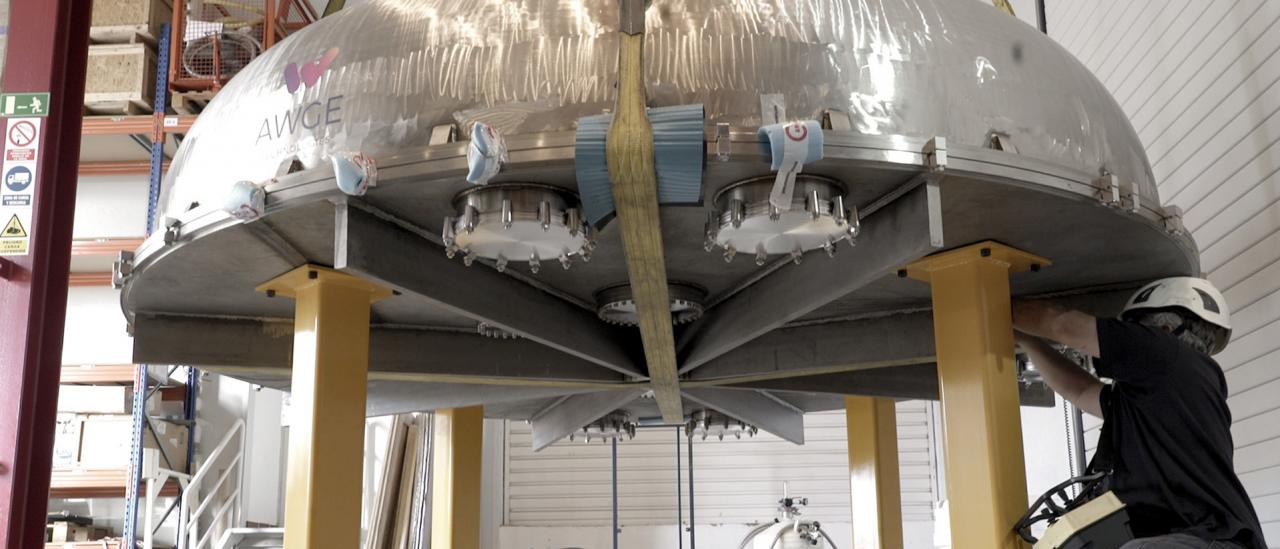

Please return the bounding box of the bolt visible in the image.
[463,205,478,233]
[539,201,552,231]
[308,270,318,279]
[568,208,582,237]
[441,216,456,246]
[980,247,991,257]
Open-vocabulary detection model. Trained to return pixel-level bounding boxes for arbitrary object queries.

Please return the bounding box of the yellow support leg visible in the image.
[905,242,1049,549]
[431,405,485,549]
[846,396,904,549]
[257,265,390,549]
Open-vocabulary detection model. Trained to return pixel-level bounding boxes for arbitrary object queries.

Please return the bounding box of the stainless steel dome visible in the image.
[160,0,1158,216]
[125,0,1196,446]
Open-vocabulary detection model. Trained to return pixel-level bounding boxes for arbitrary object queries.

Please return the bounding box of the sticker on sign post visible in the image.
[0,213,30,254]
[0,93,51,117]
[0,117,41,256]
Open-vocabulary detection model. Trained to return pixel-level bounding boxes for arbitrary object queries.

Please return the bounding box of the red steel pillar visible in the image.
[0,1,92,547]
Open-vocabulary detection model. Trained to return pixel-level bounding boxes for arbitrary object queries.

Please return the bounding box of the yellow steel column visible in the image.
[905,241,1049,549]
[845,396,904,549]
[431,405,485,549]
[257,265,390,549]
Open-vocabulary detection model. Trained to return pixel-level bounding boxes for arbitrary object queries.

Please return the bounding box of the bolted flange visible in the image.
[706,175,856,266]
[443,183,592,275]
[594,282,707,326]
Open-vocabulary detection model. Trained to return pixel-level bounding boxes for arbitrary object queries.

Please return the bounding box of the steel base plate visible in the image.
[122,131,1197,421]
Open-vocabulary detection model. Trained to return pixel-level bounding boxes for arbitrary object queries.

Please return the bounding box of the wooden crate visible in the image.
[171,89,216,114]
[84,44,156,115]
[47,522,111,543]
[90,0,173,45]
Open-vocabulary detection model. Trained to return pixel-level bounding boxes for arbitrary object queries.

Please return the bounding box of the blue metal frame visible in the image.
[122,365,148,544]
[126,22,175,545]
[145,24,172,236]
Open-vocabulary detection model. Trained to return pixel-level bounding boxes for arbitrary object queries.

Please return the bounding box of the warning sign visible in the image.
[0,117,40,256]
[3,214,26,237]
[8,120,36,147]
[0,214,29,254]
[6,149,34,162]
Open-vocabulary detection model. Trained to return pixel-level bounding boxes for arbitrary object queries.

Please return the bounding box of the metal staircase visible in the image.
[137,418,286,549]
[172,419,253,549]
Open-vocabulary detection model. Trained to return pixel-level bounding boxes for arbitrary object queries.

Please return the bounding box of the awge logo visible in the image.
[258,47,344,144]
[284,47,339,92]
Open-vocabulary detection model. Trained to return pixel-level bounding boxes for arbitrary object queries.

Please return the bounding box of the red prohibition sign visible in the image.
[8,121,36,147]
[784,122,808,142]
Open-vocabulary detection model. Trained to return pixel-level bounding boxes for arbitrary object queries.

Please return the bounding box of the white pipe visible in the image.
[145,477,156,549]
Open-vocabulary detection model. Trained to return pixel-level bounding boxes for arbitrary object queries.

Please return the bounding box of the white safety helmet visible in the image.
[1122,277,1232,353]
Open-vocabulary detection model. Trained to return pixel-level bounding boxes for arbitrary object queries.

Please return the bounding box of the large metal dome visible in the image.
[124,0,1195,446]
[160,0,1159,214]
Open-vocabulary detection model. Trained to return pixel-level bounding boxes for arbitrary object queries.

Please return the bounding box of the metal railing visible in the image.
[178,419,248,549]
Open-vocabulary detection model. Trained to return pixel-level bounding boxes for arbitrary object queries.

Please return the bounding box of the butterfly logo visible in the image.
[284,48,340,93]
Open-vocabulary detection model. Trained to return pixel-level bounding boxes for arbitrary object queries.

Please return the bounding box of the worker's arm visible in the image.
[1012,300,1101,358]
[1014,331,1104,418]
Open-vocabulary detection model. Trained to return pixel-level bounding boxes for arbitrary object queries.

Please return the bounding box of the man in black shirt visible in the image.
[1012,277,1266,549]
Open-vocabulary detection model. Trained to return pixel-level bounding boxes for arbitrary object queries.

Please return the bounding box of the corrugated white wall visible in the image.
[1047,1,1280,544]
[505,402,940,527]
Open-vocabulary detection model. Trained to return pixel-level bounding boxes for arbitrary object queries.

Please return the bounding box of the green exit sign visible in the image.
[0,93,51,117]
